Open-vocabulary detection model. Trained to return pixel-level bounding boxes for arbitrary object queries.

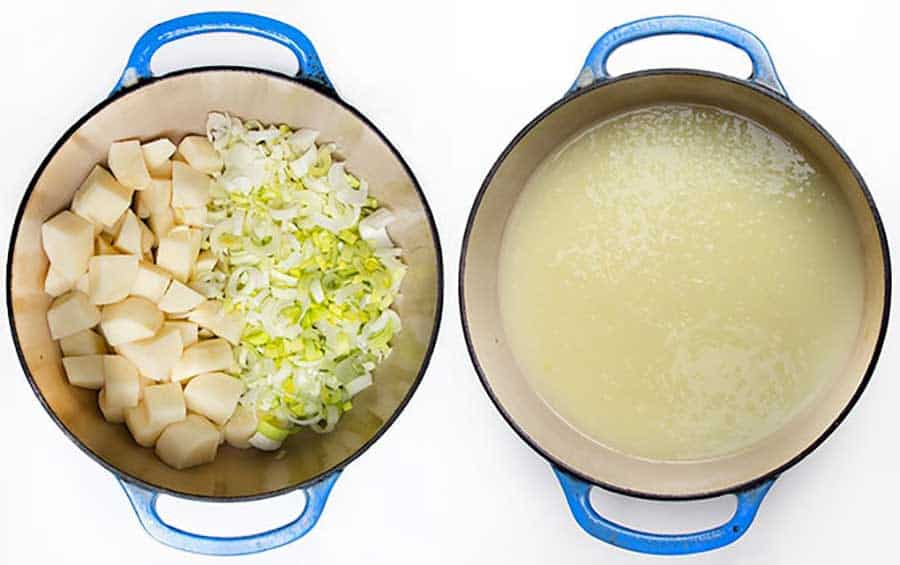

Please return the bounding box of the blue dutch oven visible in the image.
[8,12,442,556]
[460,16,890,555]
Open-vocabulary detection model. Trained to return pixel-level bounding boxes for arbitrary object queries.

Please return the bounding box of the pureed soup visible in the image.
[498,104,866,461]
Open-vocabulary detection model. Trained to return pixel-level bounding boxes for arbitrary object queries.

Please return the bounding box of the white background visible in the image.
[1,1,897,563]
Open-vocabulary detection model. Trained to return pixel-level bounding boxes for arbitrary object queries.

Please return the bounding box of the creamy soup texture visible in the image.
[498,104,865,461]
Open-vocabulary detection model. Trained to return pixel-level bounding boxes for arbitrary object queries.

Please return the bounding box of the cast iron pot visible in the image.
[7,12,442,556]
[460,16,889,555]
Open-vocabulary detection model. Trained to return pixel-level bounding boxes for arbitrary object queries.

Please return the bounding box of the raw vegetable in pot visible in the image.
[39,113,406,469]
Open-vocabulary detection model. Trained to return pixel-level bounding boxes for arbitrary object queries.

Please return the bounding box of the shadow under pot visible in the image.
[460,15,889,556]
[7,11,442,556]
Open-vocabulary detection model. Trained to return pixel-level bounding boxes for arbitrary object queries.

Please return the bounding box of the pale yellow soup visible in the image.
[498,104,865,461]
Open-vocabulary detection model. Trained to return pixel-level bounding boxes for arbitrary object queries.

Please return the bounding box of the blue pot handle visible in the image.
[113,11,334,94]
[118,472,340,556]
[570,15,786,98]
[553,467,775,555]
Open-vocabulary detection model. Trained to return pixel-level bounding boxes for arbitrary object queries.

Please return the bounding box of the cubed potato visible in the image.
[98,355,140,423]
[224,404,257,449]
[88,254,140,305]
[148,207,175,241]
[100,296,163,346]
[138,218,156,254]
[171,161,211,208]
[159,280,204,313]
[134,195,150,219]
[137,178,172,217]
[44,266,75,297]
[183,372,244,425]
[171,338,232,382]
[144,382,187,428]
[155,413,220,469]
[173,206,207,227]
[72,165,134,228]
[164,320,198,348]
[124,405,160,447]
[117,325,183,381]
[60,328,107,356]
[42,210,95,280]
[130,261,171,303]
[62,355,105,389]
[194,251,217,274]
[156,226,201,282]
[141,138,176,178]
[114,210,142,255]
[178,136,223,174]
[47,291,101,339]
[94,234,117,255]
[109,140,152,190]
[75,273,90,294]
[187,300,245,345]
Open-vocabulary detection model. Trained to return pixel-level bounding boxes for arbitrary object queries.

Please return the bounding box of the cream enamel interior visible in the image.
[462,73,888,497]
[9,70,440,499]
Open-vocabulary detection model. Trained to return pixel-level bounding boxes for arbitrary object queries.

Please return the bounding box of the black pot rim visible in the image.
[459,68,892,501]
[7,65,444,502]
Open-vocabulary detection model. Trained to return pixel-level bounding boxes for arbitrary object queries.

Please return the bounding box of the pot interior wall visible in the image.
[10,70,440,499]
[463,72,887,497]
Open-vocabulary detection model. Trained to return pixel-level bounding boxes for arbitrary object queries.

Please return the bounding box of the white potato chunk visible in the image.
[148,207,175,241]
[171,161,211,208]
[155,413,220,470]
[194,251,217,275]
[117,325,183,381]
[130,261,171,303]
[138,218,156,254]
[60,328,107,356]
[47,291,101,339]
[109,140,151,190]
[224,404,257,449]
[136,178,172,217]
[75,273,90,294]
[62,355,105,389]
[187,300,245,345]
[72,165,134,228]
[100,296,163,346]
[183,372,244,425]
[124,405,159,447]
[44,266,75,297]
[114,210,142,255]
[164,320,198,348]
[134,195,150,219]
[159,280,204,314]
[156,226,201,282]
[42,210,95,280]
[178,136,223,174]
[88,254,139,305]
[141,139,176,178]
[98,355,140,423]
[174,206,207,227]
[171,338,232,382]
[143,382,187,429]
[94,234,117,255]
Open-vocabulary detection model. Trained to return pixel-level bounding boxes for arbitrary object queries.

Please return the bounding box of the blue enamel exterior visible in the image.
[119,472,340,555]
[553,16,787,555]
[570,15,787,97]
[113,11,334,93]
[112,12,339,555]
[554,468,775,555]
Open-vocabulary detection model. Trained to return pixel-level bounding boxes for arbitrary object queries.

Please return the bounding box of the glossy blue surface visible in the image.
[113,11,334,93]
[553,468,775,555]
[570,15,787,97]
[119,472,340,556]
